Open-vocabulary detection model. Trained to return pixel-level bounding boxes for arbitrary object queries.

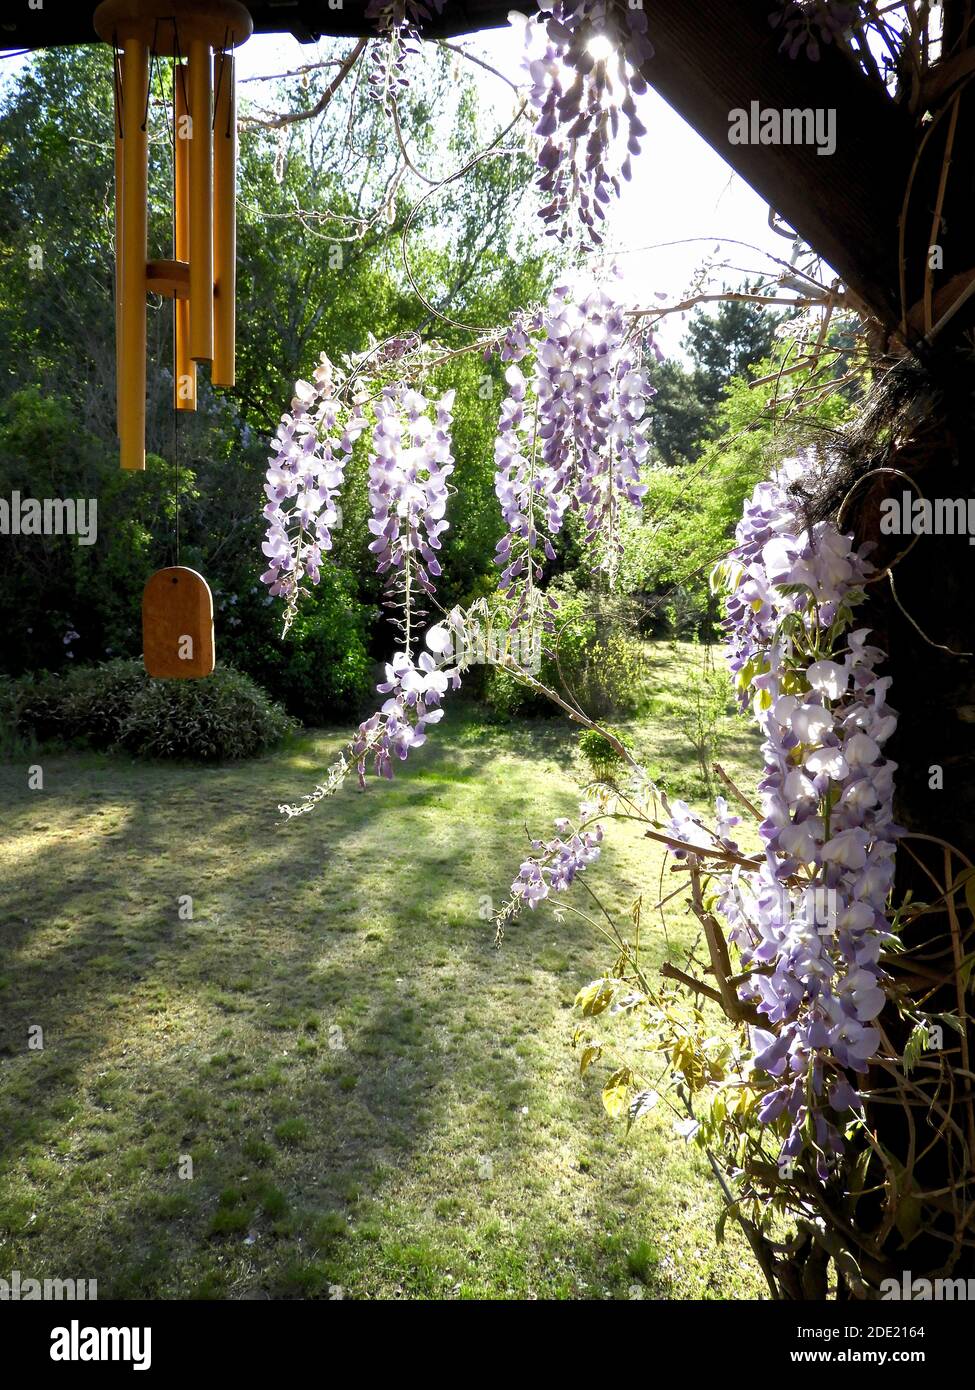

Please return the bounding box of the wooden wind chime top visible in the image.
[92,0,253,51]
[4,2,531,47]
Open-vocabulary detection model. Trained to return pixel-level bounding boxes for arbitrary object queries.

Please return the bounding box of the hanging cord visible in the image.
[213,28,232,133]
[172,21,188,112]
[143,18,160,132]
[112,31,123,140]
[175,408,181,567]
[168,44,181,569]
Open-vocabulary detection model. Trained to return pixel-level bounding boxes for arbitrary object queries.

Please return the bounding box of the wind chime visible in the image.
[94,0,253,677]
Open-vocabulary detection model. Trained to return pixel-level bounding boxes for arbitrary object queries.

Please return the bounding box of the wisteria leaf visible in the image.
[602,1067,632,1119]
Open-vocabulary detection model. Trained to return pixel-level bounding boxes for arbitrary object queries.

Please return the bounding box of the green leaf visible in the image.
[902,1022,927,1075]
[602,1067,632,1120]
[894,1192,922,1245]
[575,979,615,1017]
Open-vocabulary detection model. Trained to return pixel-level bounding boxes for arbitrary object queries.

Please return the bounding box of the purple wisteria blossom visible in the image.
[261,356,367,627]
[350,615,463,787]
[514,0,652,244]
[367,382,455,622]
[364,0,446,106]
[493,278,652,600]
[769,1,858,61]
[712,461,899,1174]
[512,816,604,908]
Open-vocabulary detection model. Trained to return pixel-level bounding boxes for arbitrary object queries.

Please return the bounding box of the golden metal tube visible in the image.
[173,65,196,411]
[188,39,213,363]
[212,50,236,388]
[119,37,148,472]
[113,80,124,430]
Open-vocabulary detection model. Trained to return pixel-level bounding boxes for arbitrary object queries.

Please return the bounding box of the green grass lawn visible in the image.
[0,642,765,1300]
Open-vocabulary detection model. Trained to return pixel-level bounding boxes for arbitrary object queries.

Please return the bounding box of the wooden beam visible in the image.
[3,1,535,48]
[639,0,915,328]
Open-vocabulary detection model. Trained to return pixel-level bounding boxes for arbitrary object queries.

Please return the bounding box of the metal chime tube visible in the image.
[119,36,149,471]
[188,38,213,363]
[173,65,196,411]
[113,80,124,430]
[212,50,236,388]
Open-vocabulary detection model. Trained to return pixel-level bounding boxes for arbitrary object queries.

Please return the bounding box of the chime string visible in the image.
[170,51,181,570]
[175,406,181,568]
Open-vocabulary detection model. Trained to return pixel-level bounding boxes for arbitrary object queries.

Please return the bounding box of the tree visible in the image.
[651,291,782,466]
[0,42,549,719]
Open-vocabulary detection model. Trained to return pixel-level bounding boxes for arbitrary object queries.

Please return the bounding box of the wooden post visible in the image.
[212,50,236,388]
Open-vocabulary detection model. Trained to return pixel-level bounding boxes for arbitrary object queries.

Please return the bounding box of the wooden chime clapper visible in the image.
[94,0,252,678]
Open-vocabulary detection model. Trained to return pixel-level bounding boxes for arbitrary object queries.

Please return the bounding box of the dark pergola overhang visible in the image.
[0,2,534,47]
[2,1,928,332]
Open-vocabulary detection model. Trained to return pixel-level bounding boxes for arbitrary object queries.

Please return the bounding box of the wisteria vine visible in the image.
[505,458,900,1177]
[711,465,898,1169]
[260,357,367,632]
[364,0,446,108]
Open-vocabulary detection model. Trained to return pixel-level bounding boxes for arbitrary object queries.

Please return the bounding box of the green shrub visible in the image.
[218,568,374,725]
[578,727,627,784]
[0,675,27,758]
[482,585,646,720]
[672,647,734,794]
[116,667,297,760]
[6,660,296,761]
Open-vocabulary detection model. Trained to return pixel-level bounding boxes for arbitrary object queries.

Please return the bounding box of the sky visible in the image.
[1,19,799,358]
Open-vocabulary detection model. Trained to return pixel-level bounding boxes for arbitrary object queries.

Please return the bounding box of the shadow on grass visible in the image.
[0,697,763,1300]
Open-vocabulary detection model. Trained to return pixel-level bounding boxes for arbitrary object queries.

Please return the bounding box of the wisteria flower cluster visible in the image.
[769,0,858,61]
[514,0,652,244]
[351,619,459,785]
[512,815,604,908]
[367,382,455,645]
[494,277,652,597]
[707,463,899,1172]
[260,355,367,630]
[365,0,446,107]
